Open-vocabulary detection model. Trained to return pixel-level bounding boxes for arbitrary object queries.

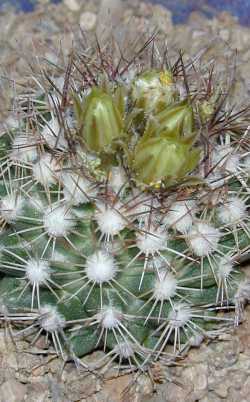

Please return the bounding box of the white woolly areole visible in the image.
[153,273,177,301]
[136,226,167,254]
[85,251,117,283]
[168,303,192,328]
[25,258,50,284]
[212,145,239,174]
[10,134,38,163]
[114,342,134,358]
[43,204,75,237]
[164,200,196,233]
[95,202,126,237]
[109,167,127,194]
[33,154,58,186]
[41,115,68,150]
[217,257,233,280]
[98,307,121,329]
[39,304,66,332]
[217,197,246,225]
[62,172,97,206]
[187,222,221,257]
[0,194,24,223]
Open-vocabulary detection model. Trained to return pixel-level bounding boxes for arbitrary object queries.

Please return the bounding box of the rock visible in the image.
[162,383,193,402]
[138,2,154,18]
[230,371,247,391]
[25,383,49,402]
[0,332,6,353]
[217,11,238,26]
[79,12,97,31]
[184,364,208,393]
[213,381,229,398]
[102,374,132,401]
[188,11,210,29]
[200,394,222,402]
[241,49,250,62]
[63,0,80,12]
[96,0,124,43]
[240,377,250,399]
[63,371,98,400]
[219,28,230,42]
[192,30,206,39]
[231,26,250,51]
[136,374,153,397]
[152,5,173,33]
[98,0,123,20]
[47,378,65,402]
[0,380,27,402]
[143,388,165,402]
[3,351,19,371]
[238,61,250,86]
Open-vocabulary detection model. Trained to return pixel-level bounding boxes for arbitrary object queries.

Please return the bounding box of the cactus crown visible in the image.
[0,36,249,374]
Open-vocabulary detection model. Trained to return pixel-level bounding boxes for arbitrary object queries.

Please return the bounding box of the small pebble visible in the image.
[0,380,27,402]
[219,28,230,41]
[80,11,97,31]
[64,0,80,12]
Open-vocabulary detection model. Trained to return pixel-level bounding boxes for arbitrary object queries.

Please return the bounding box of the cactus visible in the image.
[0,38,249,375]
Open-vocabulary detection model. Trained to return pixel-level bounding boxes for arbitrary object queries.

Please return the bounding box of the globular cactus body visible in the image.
[0,39,249,374]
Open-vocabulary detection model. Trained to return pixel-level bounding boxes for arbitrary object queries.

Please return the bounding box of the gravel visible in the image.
[0,1,250,401]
